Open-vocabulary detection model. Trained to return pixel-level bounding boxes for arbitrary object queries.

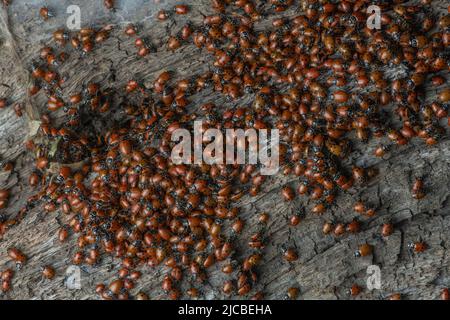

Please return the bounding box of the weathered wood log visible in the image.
[0,0,449,300]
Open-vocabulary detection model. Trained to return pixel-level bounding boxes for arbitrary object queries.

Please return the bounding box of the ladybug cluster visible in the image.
[0,0,449,300]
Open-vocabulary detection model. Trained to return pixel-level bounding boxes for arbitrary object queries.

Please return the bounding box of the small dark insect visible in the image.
[174,4,189,15]
[374,145,389,157]
[72,251,83,265]
[388,293,402,300]
[408,241,427,253]
[349,284,361,296]
[137,46,150,57]
[109,279,124,295]
[1,279,11,292]
[346,220,360,234]
[125,24,137,36]
[365,208,376,217]
[258,213,269,224]
[187,288,199,298]
[354,243,372,257]
[41,265,55,279]
[322,221,333,234]
[251,291,264,300]
[167,36,181,51]
[104,0,114,10]
[441,288,449,300]
[161,275,172,292]
[58,226,69,242]
[0,0,447,301]
[289,213,301,226]
[29,172,40,186]
[334,223,345,236]
[1,269,14,282]
[439,87,450,103]
[312,203,326,215]
[53,29,67,41]
[283,247,298,262]
[2,162,13,171]
[223,280,233,295]
[352,166,365,183]
[180,23,192,40]
[136,292,149,300]
[0,98,7,109]
[232,218,244,233]
[14,103,22,117]
[39,7,53,20]
[7,247,27,265]
[353,201,366,214]
[281,186,295,201]
[0,189,10,205]
[286,287,299,300]
[157,10,169,21]
[412,178,425,199]
[95,283,105,295]
[381,223,394,237]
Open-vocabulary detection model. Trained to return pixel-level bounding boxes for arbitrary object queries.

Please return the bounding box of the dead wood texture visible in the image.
[0,0,449,300]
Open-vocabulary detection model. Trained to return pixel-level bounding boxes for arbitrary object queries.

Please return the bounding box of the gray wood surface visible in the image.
[0,0,449,300]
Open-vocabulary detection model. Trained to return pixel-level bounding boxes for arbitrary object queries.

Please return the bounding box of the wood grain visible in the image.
[0,0,449,300]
